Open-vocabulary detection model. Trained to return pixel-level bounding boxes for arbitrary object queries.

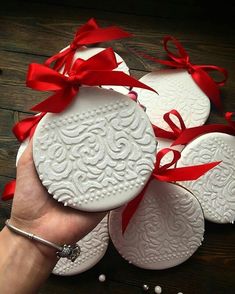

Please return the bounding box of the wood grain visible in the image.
[0,1,235,293]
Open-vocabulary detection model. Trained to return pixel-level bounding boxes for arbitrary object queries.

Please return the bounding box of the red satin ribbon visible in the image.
[140,35,228,111]
[225,112,235,128]
[152,109,186,140]
[2,180,16,201]
[28,48,156,113]
[12,112,46,142]
[44,18,131,74]
[172,112,235,146]
[122,148,220,234]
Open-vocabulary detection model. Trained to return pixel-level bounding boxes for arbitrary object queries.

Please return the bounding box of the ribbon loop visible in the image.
[154,148,181,173]
[172,112,235,147]
[140,35,228,111]
[28,48,156,113]
[152,109,186,140]
[44,18,131,73]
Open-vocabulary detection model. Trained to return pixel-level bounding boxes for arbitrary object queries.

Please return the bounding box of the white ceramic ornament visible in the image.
[177,132,235,224]
[53,215,109,276]
[134,69,210,130]
[109,180,204,270]
[62,46,130,95]
[33,87,157,212]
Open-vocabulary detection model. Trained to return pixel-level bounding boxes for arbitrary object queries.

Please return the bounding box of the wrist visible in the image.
[5,219,58,262]
[0,226,56,293]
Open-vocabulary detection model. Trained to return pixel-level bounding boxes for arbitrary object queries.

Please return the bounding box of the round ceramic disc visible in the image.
[109,180,204,270]
[53,215,109,276]
[62,46,130,95]
[33,87,157,211]
[177,132,235,224]
[134,69,210,130]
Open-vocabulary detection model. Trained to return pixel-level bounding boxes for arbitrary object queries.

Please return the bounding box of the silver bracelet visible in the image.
[5,219,80,262]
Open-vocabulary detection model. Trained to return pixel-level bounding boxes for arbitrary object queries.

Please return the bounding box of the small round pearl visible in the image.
[154,285,162,294]
[98,274,106,282]
[177,292,183,294]
[142,284,149,291]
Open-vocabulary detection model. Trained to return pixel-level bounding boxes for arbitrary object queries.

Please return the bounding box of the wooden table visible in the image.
[0,1,235,293]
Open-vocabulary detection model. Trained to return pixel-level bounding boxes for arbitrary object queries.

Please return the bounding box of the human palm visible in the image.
[11,139,106,246]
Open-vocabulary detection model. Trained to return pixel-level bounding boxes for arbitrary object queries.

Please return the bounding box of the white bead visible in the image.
[177,292,183,294]
[154,285,162,294]
[98,274,106,282]
[142,284,149,291]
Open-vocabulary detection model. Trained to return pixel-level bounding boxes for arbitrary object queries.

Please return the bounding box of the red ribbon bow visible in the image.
[121,148,220,234]
[140,35,228,111]
[172,112,235,146]
[152,109,186,140]
[44,18,131,74]
[28,48,156,113]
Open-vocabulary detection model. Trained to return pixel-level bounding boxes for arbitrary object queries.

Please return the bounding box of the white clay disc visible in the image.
[33,87,156,211]
[62,46,130,95]
[134,69,210,130]
[109,180,205,270]
[16,137,30,166]
[53,215,109,276]
[177,132,235,224]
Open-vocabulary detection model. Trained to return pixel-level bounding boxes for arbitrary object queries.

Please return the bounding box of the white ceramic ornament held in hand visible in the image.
[109,179,205,270]
[33,87,157,212]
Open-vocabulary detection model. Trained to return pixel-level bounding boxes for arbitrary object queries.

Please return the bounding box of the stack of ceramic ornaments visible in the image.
[14,20,235,277]
[109,59,234,271]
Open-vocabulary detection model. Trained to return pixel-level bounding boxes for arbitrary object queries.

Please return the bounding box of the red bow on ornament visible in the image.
[152,109,186,140]
[140,35,228,111]
[28,48,156,113]
[172,111,235,146]
[44,18,131,73]
[121,148,220,234]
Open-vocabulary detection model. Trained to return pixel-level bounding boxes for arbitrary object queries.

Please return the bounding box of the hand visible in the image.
[10,139,106,255]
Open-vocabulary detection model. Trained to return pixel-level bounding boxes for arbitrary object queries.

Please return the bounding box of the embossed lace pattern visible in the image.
[34,99,156,208]
[136,70,210,130]
[110,182,204,269]
[53,217,109,275]
[178,136,235,223]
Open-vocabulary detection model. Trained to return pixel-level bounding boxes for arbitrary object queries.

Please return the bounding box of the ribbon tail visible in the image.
[12,112,46,142]
[153,161,221,182]
[152,124,177,140]
[76,27,132,46]
[2,180,16,201]
[122,181,150,234]
[172,124,235,146]
[80,70,157,93]
[192,69,223,111]
[31,87,78,113]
